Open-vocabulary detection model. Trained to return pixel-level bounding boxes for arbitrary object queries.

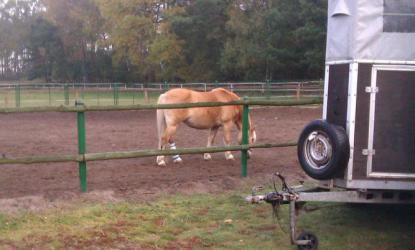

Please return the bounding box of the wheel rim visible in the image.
[303,131,333,170]
[298,232,318,250]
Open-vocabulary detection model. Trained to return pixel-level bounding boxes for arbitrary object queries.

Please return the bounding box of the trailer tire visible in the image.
[297,120,349,180]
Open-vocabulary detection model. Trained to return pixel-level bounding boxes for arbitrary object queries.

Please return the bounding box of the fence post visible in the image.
[48,86,52,105]
[266,80,271,98]
[80,87,85,101]
[97,88,100,105]
[144,87,149,103]
[163,81,168,91]
[296,83,301,100]
[241,97,249,177]
[113,83,119,105]
[76,100,87,192]
[15,85,20,108]
[64,84,69,105]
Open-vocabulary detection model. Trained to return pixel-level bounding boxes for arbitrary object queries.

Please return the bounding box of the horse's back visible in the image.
[210,88,240,102]
[158,88,239,104]
[157,88,193,104]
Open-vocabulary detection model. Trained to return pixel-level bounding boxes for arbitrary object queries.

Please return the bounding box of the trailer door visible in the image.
[366,65,415,178]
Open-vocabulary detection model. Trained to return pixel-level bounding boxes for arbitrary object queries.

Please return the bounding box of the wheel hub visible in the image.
[304,131,333,169]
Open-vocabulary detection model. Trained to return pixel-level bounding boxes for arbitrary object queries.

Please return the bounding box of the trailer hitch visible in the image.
[246,172,299,204]
[245,173,318,250]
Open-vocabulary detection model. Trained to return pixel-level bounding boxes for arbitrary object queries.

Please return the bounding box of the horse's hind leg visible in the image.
[156,139,167,166]
[223,123,235,160]
[157,125,182,166]
[157,124,179,166]
[204,127,219,160]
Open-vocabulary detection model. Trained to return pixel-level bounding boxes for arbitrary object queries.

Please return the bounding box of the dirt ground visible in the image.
[0,106,321,211]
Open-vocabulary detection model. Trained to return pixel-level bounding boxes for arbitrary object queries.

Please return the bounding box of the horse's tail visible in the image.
[157,94,167,149]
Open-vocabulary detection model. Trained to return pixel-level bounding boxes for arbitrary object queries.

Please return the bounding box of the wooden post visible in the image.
[15,85,20,108]
[144,88,149,103]
[48,86,51,105]
[113,83,119,105]
[266,80,271,98]
[64,84,69,105]
[5,92,9,107]
[296,83,302,100]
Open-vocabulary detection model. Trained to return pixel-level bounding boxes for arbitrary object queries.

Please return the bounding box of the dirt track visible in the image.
[0,106,321,202]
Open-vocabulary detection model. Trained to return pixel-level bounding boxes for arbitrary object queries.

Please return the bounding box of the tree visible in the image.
[169,0,231,81]
[97,0,161,82]
[0,0,43,80]
[221,0,326,81]
[27,17,66,81]
[42,0,106,82]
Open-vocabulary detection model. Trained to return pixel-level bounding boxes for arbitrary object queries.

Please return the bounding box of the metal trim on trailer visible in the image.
[366,65,415,179]
[365,66,378,178]
[346,62,359,181]
[326,60,415,65]
[334,178,415,190]
[297,190,415,204]
[369,172,415,179]
[371,65,415,72]
[322,65,330,119]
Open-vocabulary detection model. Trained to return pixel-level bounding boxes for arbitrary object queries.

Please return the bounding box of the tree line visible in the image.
[0,0,327,83]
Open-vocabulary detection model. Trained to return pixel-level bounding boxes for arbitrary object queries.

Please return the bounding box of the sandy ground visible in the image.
[0,106,321,212]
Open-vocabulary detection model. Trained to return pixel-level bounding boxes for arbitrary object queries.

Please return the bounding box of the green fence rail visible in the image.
[0,97,322,192]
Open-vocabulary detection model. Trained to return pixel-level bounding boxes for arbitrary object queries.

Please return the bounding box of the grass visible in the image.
[0,192,414,249]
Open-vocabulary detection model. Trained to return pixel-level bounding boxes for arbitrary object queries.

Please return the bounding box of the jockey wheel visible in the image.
[297,120,350,180]
[297,231,319,250]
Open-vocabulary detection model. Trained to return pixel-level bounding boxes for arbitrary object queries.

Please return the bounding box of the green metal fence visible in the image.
[0,81,323,108]
[0,97,322,192]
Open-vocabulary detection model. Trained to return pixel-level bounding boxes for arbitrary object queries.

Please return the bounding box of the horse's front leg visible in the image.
[169,140,182,163]
[204,127,219,160]
[223,123,235,160]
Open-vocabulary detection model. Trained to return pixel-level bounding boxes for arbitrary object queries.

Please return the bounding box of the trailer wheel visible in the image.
[298,120,349,180]
[297,231,318,250]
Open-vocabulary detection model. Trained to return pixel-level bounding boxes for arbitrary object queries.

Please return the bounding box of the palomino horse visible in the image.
[156,88,256,166]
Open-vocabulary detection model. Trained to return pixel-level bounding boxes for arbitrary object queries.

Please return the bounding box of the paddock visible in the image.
[0,106,320,201]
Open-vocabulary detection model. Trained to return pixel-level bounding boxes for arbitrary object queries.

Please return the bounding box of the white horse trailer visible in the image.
[313,0,415,190]
[248,1,415,249]
[296,0,415,193]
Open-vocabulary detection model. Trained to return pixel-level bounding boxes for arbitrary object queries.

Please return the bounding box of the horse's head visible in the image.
[237,115,257,157]
[249,126,257,144]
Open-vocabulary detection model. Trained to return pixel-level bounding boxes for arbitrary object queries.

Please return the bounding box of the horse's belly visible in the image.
[184,109,220,129]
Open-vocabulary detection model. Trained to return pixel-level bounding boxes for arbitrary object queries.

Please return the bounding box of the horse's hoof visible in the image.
[226,154,235,161]
[157,160,167,166]
[204,153,212,161]
[173,157,183,164]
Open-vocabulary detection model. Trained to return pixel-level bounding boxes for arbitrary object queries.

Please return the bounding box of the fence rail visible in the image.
[0,97,322,192]
[0,97,322,113]
[0,142,297,165]
[0,81,323,108]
